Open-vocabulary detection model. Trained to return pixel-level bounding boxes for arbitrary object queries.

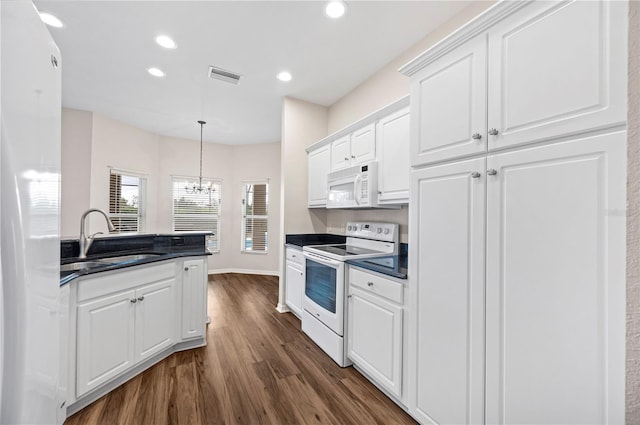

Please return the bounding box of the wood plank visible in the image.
[64,273,417,425]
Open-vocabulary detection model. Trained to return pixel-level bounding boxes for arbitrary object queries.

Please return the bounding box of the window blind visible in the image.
[109,171,145,233]
[242,182,268,252]
[172,177,221,251]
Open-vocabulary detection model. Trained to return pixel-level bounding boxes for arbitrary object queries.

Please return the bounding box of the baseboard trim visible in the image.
[276,302,290,313]
[208,268,279,276]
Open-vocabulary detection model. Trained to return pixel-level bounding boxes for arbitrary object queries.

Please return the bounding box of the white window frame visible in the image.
[241,180,269,254]
[171,175,222,253]
[108,168,146,234]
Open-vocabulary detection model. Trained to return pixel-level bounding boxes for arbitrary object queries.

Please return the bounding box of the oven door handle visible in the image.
[303,251,342,267]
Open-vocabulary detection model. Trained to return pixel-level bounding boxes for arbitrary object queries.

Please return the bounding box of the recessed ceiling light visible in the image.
[154,35,177,49]
[39,12,64,28]
[325,1,346,19]
[277,71,292,82]
[147,67,166,78]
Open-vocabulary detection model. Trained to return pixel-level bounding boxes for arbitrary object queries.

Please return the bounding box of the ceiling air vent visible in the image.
[208,65,242,85]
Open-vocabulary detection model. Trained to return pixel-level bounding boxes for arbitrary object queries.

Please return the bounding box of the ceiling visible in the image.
[34,1,471,145]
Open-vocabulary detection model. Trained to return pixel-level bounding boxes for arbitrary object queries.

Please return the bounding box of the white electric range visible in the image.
[301,222,399,366]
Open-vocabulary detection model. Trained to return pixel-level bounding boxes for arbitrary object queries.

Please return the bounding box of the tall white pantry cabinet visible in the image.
[400,1,628,425]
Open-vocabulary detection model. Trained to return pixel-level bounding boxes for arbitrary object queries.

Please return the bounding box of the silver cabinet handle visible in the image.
[299,272,303,276]
[487,169,498,176]
[472,133,482,140]
[471,172,481,179]
[488,128,499,136]
[138,296,144,302]
[367,281,374,287]
[344,157,349,161]
[184,267,189,271]
[130,299,137,303]
[351,155,355,159]
[291,254,296,258]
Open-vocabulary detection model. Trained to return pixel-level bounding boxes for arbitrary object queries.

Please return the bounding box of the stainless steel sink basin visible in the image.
[96,253,162,263]
[60,261,113,272]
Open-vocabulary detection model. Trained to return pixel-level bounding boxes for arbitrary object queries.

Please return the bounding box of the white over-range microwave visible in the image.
[326,161,398,209]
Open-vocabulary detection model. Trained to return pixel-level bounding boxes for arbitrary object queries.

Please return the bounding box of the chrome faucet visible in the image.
[79,208,116,259]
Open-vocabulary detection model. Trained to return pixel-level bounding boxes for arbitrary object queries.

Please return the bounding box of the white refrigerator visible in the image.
[0,1,64,424]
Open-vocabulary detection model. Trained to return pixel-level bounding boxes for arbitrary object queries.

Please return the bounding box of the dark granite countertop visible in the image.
[60,233,211,286]
[346,243,408,280]
[285,233,346,248]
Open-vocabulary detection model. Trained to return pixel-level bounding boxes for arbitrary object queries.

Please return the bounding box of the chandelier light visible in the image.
[185,120,214,195]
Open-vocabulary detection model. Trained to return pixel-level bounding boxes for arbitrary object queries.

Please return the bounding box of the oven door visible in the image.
[303,251,345,336]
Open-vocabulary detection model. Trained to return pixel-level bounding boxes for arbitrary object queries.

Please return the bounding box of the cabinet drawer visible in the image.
[286,247,304,266]
[77,261,175,302]
[349,267,403,304]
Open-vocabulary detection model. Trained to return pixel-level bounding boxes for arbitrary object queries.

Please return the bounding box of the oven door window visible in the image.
[305,260,337,313]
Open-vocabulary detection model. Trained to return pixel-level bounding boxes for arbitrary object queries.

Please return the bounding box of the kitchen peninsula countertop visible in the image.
[60,232,212,285]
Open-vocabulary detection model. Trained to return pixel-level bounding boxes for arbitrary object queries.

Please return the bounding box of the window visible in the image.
[109,170,146,233]
[172,177,221,252]
[241,181,268,252]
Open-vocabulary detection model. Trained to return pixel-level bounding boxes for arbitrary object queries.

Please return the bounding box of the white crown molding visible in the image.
[398,0,534,76]
[306,95,410,152]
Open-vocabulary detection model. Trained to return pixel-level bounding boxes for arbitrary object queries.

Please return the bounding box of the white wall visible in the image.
[627,0,640,421]
[60,109,92,238]
[281,97,329,235]
[88,113,161,234]
[61,109,281,274]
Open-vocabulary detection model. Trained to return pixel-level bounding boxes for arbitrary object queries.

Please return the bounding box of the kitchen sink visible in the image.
[60,261,113,272]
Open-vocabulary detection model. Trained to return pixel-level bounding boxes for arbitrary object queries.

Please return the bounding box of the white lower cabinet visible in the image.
[135,279,175,362]
[73,258,207,402]
[76,290,136,397]
[285,247,305,317]
[347,267,404,400]
[409,131,626,424]
[181,259,207,340]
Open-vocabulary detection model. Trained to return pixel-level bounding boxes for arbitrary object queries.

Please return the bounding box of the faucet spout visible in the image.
[79,208,116,259]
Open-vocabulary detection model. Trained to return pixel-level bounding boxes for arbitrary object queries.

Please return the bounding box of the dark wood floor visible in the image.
[64,273,417,425]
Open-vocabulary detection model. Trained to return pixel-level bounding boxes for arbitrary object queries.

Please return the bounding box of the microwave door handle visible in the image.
[353,174,361,205]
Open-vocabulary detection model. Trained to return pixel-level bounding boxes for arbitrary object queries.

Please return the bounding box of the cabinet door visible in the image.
[181,259,207,340]
[348,286,403,398]
[410,33,487,166]
[350,123,376,165]
[409,157,486,424]
[487,0,627,151]
[331,135,351,171]
[76,290,135,397]
[377,107,410,203]
[308,145,331,207]
[485,131,626,425]
[285,262,304,317]
[135,279,175,362]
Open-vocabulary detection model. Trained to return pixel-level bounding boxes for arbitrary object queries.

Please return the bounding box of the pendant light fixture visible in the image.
[185,120,213,194]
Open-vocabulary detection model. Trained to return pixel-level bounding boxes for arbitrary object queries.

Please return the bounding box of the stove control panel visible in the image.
[345,222,398,243]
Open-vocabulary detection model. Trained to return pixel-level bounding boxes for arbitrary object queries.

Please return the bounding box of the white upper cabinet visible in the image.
[377,107,410,204]
[307,96,409,207]
[307,144,331,208]
[330,124,376,172]
[401,0,627,166]
[487,0,627,151]
[350,123,376,164]
[409,34,487,166]
[331,135,351,171]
